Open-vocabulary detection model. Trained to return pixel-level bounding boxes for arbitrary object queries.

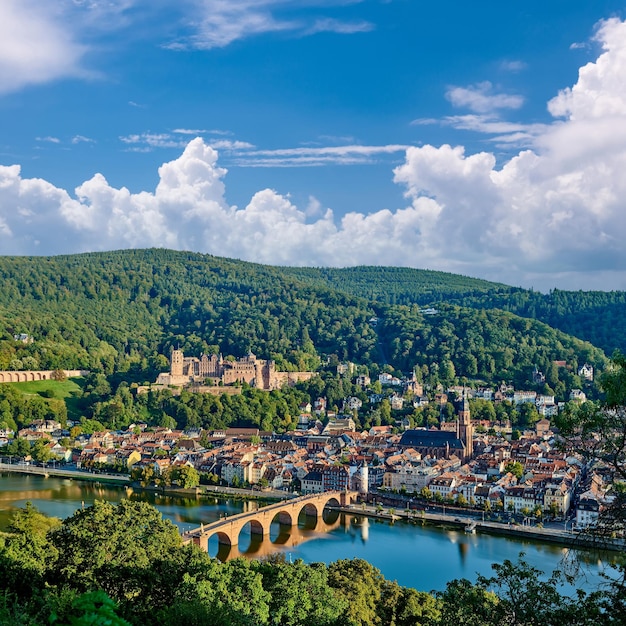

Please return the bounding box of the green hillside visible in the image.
[0,250,608,388]
[282,266,626,356]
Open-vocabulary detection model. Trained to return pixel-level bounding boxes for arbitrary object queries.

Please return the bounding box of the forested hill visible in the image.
[282,266,626,356]
[0,250,607,385]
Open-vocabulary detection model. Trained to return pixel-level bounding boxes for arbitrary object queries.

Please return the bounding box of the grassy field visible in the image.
[11,378,86,421]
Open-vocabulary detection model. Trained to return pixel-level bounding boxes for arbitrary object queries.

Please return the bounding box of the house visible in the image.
[503,485,544,514]
[337,362,353,376]
[356,374,371,387]
[322,418,356,435]
[513,391,537,405]
[535,418,551,437]
[390,394,404,410]
[313,398,327,414]
[379,373,393,385]
[383,461,436,493]
[301,470,324,494]
[578,363,594,381]
[345,397,363,411]
[321,465,351,491]
[428,474,458,499]
[576,492,602,528]
[569,389,587,403]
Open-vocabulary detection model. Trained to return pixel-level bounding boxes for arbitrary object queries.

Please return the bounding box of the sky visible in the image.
[1,0,626,292]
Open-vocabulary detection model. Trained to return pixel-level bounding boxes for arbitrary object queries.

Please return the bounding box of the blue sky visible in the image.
[1,0,626,292]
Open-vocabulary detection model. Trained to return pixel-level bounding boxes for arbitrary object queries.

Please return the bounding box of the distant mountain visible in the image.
[0,250,608,387]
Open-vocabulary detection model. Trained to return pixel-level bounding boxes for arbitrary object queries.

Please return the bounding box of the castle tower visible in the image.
[170,349,184,377]
[457,391,473,459]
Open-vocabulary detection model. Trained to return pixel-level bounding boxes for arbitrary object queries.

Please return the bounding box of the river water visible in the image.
[0,473,618,593]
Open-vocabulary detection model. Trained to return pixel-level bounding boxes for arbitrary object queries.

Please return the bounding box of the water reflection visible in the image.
[0,473,620,592]
[212,513,349,561]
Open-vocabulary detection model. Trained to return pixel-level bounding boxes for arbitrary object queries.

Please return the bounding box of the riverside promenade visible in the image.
[337,502,626,552]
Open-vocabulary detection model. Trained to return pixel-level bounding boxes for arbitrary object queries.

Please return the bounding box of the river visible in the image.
[0,473,618,593]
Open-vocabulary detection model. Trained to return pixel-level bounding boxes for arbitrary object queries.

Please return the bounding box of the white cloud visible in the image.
[209,140,255,150]
[168,0,374,49]
[120,133,187,150]
[446,81,524,114]
[548,18,626,120]
[36,137,62,144]
[306,18,373,35]
[72,135,95,144]
[499,60,527,73]
[3,18,626,290]
[172,128,208,135]
[0,0,86,94]
[234,143,409,167]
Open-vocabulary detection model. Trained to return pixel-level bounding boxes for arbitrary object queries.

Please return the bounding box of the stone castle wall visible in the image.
[0,370,89,383]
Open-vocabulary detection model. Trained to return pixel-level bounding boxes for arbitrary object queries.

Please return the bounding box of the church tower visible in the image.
[457,391,473,460]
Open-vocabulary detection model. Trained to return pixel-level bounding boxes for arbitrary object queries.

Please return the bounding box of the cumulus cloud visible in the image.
[0,0,86,94]
[3,18,626,291]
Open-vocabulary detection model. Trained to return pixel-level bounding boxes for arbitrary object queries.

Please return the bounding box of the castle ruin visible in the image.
[155,349,315,391]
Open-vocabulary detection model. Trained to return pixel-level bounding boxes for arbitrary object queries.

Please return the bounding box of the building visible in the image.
[400,395,473,461]
[155,348,315,391]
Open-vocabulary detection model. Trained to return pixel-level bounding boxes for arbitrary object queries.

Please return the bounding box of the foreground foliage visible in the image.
[0,500,624,626]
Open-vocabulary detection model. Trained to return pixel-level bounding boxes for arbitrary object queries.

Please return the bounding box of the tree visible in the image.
[51,369,67,382]
[30,438,54,462]
[172,465,200,489]
[253,557,346,626]
[555,352,626,546]
[0,502,61,599]
[437,556,608,626]
[49,590,131,626]
[159,556,271,626]
[50,500,182,603]
[327,559,384,626]
[504,461,524,480]
[378,579,441,626]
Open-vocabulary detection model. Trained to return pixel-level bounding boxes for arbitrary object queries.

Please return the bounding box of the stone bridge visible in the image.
[183,491,358,550]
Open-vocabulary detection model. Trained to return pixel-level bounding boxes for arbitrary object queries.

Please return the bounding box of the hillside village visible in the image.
[2,356,613,535]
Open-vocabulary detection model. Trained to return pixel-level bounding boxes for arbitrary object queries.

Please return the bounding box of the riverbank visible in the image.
[0,462,291,503]
[2,463,622,553]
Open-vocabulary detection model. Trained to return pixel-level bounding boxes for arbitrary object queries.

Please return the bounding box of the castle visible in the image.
[155,349,315,391]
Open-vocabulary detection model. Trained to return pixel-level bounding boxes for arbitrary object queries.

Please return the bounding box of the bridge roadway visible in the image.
[182,490,358,550]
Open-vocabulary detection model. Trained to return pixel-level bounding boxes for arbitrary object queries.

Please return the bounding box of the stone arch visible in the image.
[42,373,48,380]
[272,509,293,526]
[0,373,4,383]
[28,372,35,381]
[297,502,321,528]
[35,372,42,381]
[323,495,341,508]
[18,372,27,382]
[211,530,233,547]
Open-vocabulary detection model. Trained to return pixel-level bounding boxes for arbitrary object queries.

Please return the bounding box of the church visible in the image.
[399,394,474,461]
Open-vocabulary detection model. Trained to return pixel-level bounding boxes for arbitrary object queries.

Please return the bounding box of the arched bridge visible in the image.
[182,491,358,550]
